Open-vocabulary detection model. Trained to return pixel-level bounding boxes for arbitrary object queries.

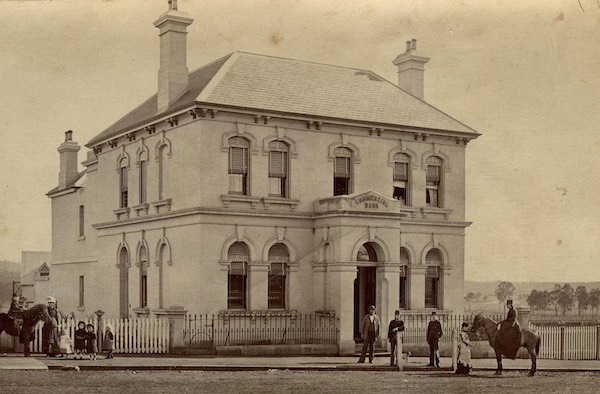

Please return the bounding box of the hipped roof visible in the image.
[87,51,478,147]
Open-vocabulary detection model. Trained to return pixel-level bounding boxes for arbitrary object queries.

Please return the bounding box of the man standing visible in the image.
[426,311,443,367]
[358,305,380,363]
[42,296,60,357]
[388,310,405,366]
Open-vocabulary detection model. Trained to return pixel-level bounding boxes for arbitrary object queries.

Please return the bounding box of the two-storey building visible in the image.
[47,3,479,354]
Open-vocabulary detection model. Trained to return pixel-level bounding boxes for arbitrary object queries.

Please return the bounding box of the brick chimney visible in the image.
[57,130,80,190]
[154,0,194,114]
[392,39,430,100]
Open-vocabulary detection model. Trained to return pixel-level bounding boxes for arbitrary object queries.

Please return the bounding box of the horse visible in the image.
[0,303,53,357]
[471,313,541,376]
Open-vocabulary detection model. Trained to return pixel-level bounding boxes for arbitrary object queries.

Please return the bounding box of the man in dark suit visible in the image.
[388,310,405,366]
[358,305,380,363]
[426,311,443,367]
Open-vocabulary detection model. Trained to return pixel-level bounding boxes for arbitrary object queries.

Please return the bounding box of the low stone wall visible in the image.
[216,344,339,357]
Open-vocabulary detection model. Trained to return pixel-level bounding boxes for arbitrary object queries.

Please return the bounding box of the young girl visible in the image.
[74,321,87,359]
[102,324,115,359]
[58,328,73,357]
[455,322,472,375]
[85,323,98,360]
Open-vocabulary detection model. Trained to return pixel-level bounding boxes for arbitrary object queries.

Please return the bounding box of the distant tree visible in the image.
[589,289,600,314]
[464,292,480,311]
[495,281,515,311]
[557,284,575,315]
[575,286,589,315]
[527,290,551,311]
[549,284,562,315]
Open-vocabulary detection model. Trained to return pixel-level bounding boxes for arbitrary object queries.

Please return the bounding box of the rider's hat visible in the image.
[46,296,56,304]
[506,299,513,305]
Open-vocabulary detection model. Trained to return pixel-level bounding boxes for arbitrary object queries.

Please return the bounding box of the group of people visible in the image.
[357,300,520,375]
[7,294,114,359]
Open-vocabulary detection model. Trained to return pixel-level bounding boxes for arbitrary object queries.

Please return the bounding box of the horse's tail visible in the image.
[535,335,541,356]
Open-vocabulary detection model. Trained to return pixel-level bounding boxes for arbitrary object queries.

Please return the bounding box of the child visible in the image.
[58,328,73,357]
[102,324,115,359]
[85,323,98,360]
[74,321,87,359]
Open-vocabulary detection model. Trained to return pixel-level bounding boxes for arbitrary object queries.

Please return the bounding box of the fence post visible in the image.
[560,325,565,360]
[95,310,105,355]
[596,325,600,360]
[451,329,457,372]
[155,305,187,354]
[396,331,403,371]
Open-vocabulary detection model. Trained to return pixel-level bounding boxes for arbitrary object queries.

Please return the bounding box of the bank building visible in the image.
[47,3,479,354]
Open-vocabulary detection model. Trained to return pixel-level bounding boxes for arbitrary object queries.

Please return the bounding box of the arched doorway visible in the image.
[354,243,378,340]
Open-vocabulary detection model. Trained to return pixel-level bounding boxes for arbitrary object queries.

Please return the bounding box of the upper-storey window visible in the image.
[333,147,353,196]
[268,141,288,198]
[139,244,148,308]
[393,153,410,205]
[139,150,148,204]
[119,158,129,208]
[426,156,442,208]
[228,137,249,195]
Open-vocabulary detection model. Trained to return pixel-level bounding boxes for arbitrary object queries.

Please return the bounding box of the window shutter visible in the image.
[334,157,349,177]
[230,262,246,275]
[229,147,247,174]
[426,266,439,278]
[426,165,440,183]
[270,262,285,276]
[394,162,408,181]
[269,151,286,177]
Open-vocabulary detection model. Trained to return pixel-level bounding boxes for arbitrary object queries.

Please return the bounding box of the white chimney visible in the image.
[154,0,194,114]
[57,130,80,190]
[392,39,430,100]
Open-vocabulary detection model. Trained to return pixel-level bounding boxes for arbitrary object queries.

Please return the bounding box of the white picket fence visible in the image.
[26,317,170,354]
[531,323,599,360]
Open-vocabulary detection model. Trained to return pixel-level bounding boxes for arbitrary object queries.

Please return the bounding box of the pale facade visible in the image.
[47,4,479,354]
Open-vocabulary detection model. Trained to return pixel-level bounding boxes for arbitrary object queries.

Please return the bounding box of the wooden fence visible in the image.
[530,323,600,360]
[23,317,170,354]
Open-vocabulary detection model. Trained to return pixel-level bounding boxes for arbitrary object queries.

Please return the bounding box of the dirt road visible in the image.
[1,370,599,393]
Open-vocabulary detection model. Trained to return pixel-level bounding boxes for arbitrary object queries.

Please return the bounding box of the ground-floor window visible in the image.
[228,242,249,310]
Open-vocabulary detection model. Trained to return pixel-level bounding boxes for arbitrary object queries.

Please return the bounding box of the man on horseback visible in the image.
[7,293,24,332]
[496,299,521,359]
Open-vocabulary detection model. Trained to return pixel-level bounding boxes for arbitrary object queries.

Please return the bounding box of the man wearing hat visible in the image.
[42,296,60,356]
[496,299,521,359]
[426,311,443,367]
[358,305,380,363]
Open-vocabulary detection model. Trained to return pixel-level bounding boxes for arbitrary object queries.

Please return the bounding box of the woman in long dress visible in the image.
[456,322,472,374]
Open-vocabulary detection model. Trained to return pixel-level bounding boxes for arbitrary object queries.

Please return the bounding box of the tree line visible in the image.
[527,284,600,315]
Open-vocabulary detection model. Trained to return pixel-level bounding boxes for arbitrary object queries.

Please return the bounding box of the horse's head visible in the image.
[471,314,483,333]
[24,303,52,325]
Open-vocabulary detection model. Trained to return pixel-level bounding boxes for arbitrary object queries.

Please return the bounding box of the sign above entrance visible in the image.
[314,190,403,214]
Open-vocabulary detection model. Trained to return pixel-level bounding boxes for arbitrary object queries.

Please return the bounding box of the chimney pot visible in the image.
[65,130,73,141]
[411,39,417,50]
[405,41,411,52]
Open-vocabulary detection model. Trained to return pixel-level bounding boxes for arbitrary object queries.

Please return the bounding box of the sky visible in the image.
[0,0,599,282]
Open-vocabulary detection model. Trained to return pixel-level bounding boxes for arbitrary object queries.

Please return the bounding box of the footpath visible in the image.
[2,353,600,372]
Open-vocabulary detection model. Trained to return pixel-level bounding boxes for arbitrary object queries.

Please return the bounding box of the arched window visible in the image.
[399,247,409,309]
[333,147,353,196]
[139,245,148,308]
[158,146,166,200]
[228,137,249,195]
[268,141,288,198]
[119,247,129,318]
[393,153,410,205]
[268,244,289,309]
[119,158,129,208]
[426,156,443,208]
[228,242,249,309]
[425,249,442,308]
[139,150,148,204]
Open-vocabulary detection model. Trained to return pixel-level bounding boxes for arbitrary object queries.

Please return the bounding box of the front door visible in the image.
[354,266,376,339]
